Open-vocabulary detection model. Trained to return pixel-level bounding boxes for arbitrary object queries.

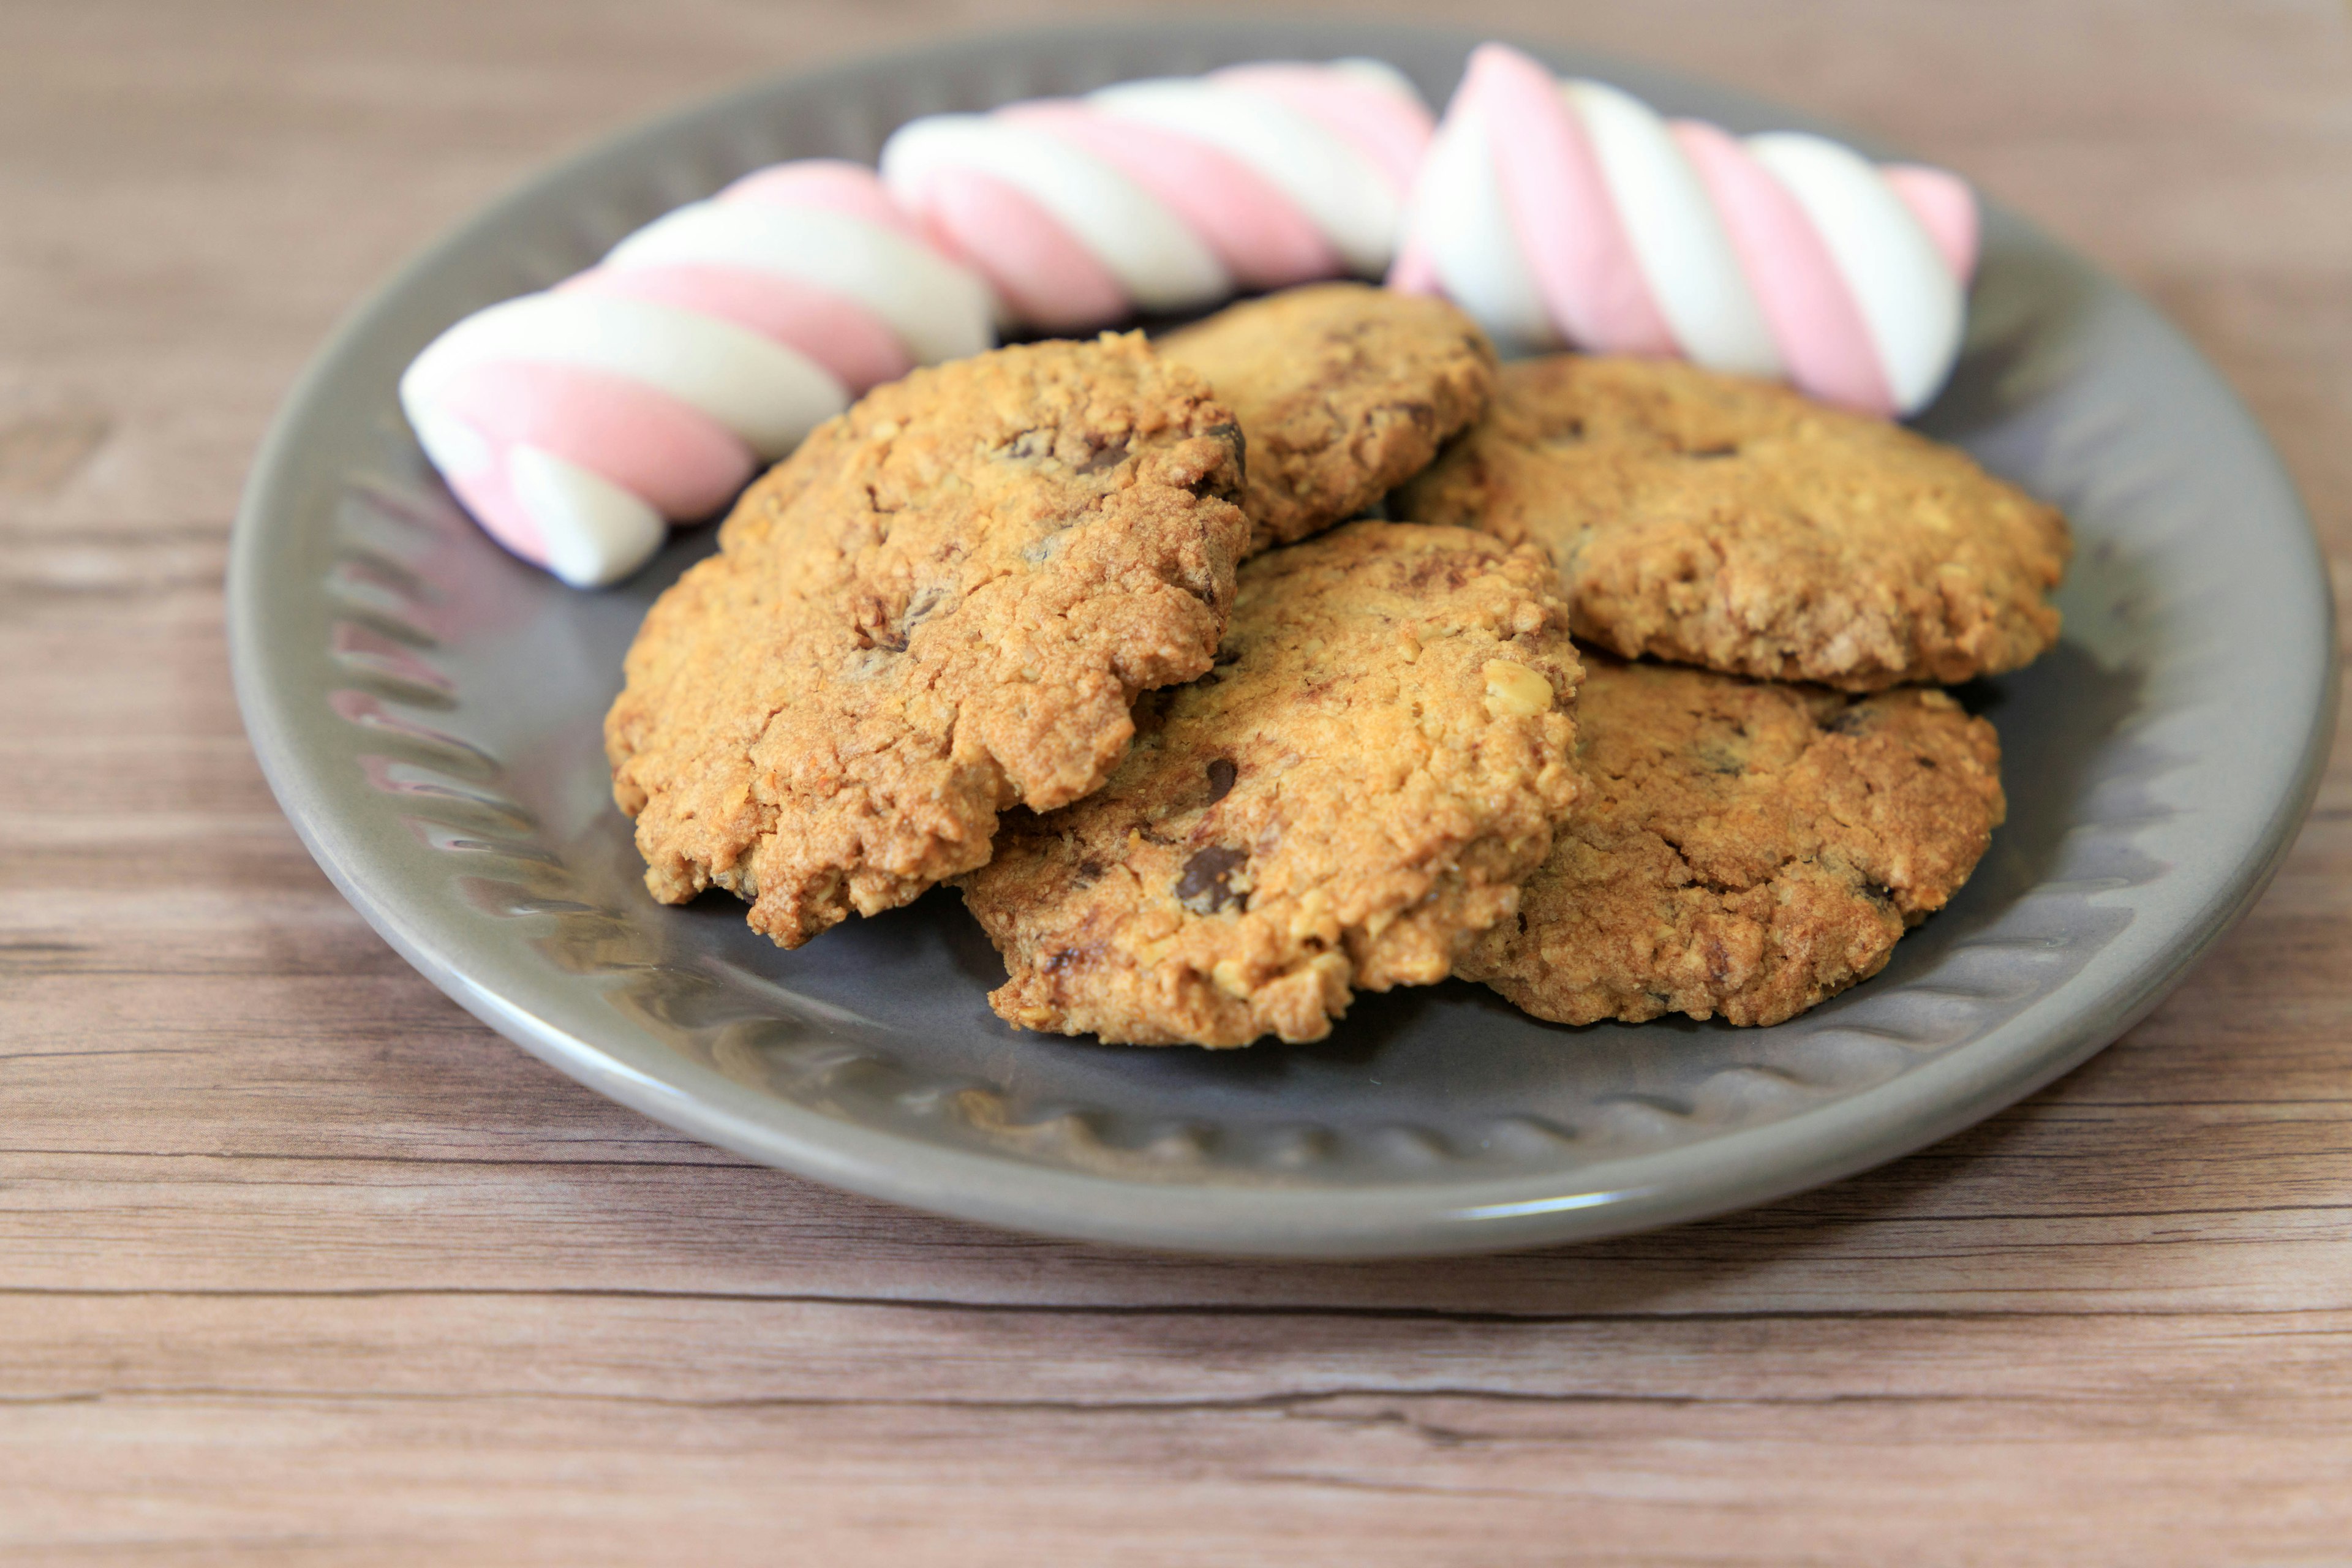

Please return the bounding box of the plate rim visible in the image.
[228,17,2339,1258]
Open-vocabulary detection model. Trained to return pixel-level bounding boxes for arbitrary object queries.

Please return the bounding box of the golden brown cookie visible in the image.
[605,333,1249,949]
[1460,653,2005,1028]
[960,521,1583,1048]
[1395,355,2071,690]
[1158,282,1496,554]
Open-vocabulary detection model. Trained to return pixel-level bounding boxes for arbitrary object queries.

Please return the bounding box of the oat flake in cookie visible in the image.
[1460,653,2005,1028]
[962,521,1582,1048]
[1397,355,2071,690]
[605,333,1248,949]
[1158,282,1496,554]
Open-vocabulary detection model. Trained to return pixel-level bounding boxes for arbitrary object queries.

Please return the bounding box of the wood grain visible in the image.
[4,0,2350,1561]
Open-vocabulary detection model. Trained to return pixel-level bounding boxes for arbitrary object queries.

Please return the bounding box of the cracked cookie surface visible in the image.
[605,333,1248,948]
[1159,282,1496,554]
[960,521,1582,1047]
[1396,355,2071,690]
[1460,652,2005,1027]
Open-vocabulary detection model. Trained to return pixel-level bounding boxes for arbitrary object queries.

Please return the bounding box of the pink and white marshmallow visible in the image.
[399,161,995,587]
[1390,43,1980,417]
[880,61,1434,332]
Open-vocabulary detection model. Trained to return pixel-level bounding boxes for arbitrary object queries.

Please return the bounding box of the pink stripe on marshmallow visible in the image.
[564,263,908,392]
[1464,43,1676,357]
[1672,118,1896,416]
[718,159,929,242]
[435,360,755,521]
[914,168,1129,332]
[1212,63,1434,195]
[1883,164,1980,285]
[1000,101,1340,290]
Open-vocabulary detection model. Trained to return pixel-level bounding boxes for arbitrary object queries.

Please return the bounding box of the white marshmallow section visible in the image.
[508,446,669,589]
[1408,97,1558,350]
[401,292,848,459]
[605,202,995,365]
[1567,80,1782,378]
[1394,43,1977,416]
[1086,79,1404,274]
[881,115,1234,311]
[1746,132,1966,416]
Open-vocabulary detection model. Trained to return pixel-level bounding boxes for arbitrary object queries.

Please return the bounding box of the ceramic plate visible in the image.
[228,19,2334,1257]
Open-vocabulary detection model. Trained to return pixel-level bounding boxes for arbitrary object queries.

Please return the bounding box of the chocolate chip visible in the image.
[900,586,946,632]
[1687,443,1740,459]
[1175,846,1248,913]
[1187,421,1245,497]
[851,591,908,654]
[1075,435,1131,474]
[1204,757,1237,804]
[998,429,1050,462]
[1206,420,1246,466]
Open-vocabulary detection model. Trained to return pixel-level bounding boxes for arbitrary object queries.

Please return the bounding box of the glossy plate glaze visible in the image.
[229,20,2334,1257]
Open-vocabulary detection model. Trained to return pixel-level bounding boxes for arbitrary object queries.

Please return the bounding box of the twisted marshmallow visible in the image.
[399,161,995,587]
[880,61,1434,331]
[1390,43,1979,417]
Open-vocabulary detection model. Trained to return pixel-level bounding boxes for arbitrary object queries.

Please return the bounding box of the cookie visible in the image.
[1395,355,2071,690]
[1459,653,2005,1028]
[605,333,1248,949]
[960,521,1583,1048]
[1158,282,1496,554]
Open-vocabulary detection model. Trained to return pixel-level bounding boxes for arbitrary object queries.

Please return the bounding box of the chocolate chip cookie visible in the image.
[960,521,1583,1047]
[606,333,1248,948]
[1396,355,2071,690]
[1460,652,2005,1027]
[1158,282,1496,554]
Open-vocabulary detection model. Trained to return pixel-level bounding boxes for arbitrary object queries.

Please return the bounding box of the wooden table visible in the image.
[7,1,2349,1559]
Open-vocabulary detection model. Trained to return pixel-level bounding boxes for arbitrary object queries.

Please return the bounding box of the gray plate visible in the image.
[229,19,2334,1258]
